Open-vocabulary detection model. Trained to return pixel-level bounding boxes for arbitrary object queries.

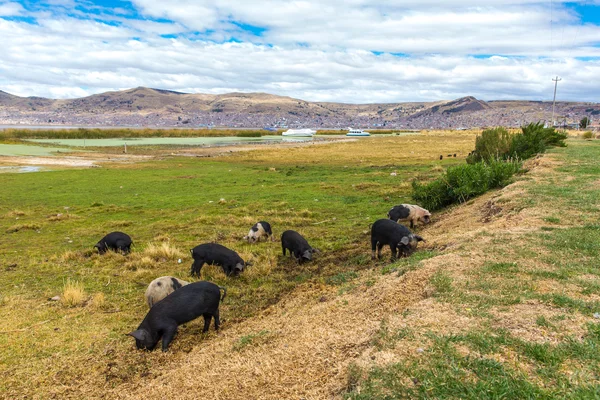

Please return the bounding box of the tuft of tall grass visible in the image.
[61,279,86,307]
[90,292,107,310]
[143,242,184,261]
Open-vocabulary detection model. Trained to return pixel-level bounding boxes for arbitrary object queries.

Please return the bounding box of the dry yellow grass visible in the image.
[5,209,26,217]
[124,256,157,270]
[90,292,107,310]
[5,223,41,233]
[60,279,86,307]
[143,242,185,261]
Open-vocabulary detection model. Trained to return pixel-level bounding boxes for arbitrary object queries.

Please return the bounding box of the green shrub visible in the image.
[582,131,593,140]
[466,127,513,164]
[508,122,567,160]
[412,159,521,211]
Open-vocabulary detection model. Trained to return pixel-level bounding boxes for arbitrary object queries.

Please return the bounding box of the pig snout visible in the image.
[234,263,245,274]
[301,250,313,261]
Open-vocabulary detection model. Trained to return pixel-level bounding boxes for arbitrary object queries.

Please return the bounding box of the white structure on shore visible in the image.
[282,128,316,137]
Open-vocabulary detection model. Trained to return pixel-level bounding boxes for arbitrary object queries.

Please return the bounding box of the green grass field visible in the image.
[1,133,599,399]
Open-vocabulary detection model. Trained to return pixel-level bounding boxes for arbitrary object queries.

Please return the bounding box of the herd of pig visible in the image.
[92,204,431,351]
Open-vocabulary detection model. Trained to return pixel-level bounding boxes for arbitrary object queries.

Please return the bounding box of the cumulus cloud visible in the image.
[0,1,24,16]
[0,0,599,102]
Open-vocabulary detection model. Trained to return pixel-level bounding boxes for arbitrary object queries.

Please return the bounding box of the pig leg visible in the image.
[190,259,205,277]
[161,325,178,352]
[410,219,415,229]
[214,309,220,331]
[390,243,398,260]
[202,314,212,333]
[282,244,287,256]
[371,238,377,259]
[377,243,383,259]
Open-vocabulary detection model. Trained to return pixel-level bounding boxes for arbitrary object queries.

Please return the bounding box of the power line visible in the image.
[567,0,589,60]
[550,0,553,58]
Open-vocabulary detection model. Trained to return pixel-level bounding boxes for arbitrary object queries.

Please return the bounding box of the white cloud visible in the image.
[0,1,599,103]
[0,1,24,16]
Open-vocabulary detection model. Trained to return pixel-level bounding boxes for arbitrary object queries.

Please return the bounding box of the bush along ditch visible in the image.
[413,123,567,211]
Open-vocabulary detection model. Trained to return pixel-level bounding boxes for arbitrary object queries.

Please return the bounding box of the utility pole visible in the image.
[551,76,561,127]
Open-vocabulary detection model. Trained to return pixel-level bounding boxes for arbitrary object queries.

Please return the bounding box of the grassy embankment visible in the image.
[345,139,600,399]
[0,132,471,398]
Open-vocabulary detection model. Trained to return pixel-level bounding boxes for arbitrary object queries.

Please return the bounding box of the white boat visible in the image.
[282,128,316,137]
[346,128,371,137]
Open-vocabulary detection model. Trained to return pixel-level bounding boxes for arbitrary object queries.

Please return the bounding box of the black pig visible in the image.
[190,243,248,277]
[94,231,132,254]
[371,219,424,260]
[281,230,319,263]
[128,281,226,352]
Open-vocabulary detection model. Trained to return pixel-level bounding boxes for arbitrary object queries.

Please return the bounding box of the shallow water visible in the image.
[0,165,45,173]
[0,144,74,156]
[25,135,316,147]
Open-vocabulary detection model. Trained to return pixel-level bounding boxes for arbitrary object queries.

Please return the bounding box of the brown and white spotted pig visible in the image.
[387,204,431,229]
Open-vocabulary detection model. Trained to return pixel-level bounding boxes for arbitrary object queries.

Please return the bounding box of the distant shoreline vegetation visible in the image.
[0,128,269,139]
[0,127,414,139]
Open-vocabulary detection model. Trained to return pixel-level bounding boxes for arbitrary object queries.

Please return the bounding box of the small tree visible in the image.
[580,117,590,129]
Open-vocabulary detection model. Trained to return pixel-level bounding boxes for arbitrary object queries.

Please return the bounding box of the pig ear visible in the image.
[400,236,410,245]
[127,329,147,341]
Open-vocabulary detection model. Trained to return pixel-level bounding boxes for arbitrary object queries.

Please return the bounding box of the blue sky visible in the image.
[1,0,600,102]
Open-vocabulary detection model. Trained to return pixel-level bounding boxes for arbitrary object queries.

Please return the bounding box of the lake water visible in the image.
[0,144,74,156]
[25,135,317,147]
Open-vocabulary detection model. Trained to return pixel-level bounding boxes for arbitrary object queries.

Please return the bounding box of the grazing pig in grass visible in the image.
[244,221,274,243]
[190,243,249,277]
[371,219,424,260]
[128,281,226,352]
[281,230,319,263]
[94,231,132,254]
[145,276,189,308]
[387,204,432,229]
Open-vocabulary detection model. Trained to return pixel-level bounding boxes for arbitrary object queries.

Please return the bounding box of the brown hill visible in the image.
[0,87,598,128]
